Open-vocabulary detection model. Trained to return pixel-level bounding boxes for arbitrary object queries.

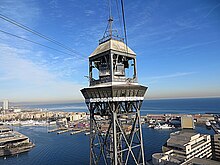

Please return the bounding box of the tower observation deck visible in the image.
[81,17,147,165]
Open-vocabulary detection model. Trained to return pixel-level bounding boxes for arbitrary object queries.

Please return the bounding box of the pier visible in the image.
[70,130,85,135]
[48,128,59,133]
[211,124,220,134]
[48,127,89,135]
[57,129,69,134]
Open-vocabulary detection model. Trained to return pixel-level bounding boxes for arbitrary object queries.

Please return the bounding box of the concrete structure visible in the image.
[212,134,220,161]
[152,151,219,165]
[162,131,212,160]
[182,157,220,165]
[0,126,34,156]
[194,114,215,123]
[81,18,147,164]
[13,108,21,113]
[68,112,86,121]
[181,115,195,129]
[152,150,184,165]
[3,99,9,110]
[153,131,213,165]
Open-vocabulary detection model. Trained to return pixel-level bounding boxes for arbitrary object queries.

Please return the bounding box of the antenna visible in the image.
[99,0,124,44]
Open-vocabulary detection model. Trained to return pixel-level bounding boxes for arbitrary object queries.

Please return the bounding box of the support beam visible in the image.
[86,100,145,165]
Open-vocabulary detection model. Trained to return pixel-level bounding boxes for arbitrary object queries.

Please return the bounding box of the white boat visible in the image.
[148,124,154,128]
[205,121,211,127]
[210,121,216,124]
[84,132,90,135]
[149,119,156,124]
[154,123,172,130]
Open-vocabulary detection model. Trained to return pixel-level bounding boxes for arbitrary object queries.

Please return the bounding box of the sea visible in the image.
[0,97,219,165]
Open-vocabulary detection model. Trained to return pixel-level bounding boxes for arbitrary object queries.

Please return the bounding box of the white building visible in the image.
[3,99,9,110]
[181,115,195,129]
[152,152,219,165]
[213,134,220,161]
[152,131,212,165]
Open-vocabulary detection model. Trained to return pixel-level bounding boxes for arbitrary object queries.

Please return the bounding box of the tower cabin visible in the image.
[89,38,137,87]
[81,18,146,106]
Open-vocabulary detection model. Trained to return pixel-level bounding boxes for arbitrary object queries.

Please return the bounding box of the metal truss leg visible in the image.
[88,101,145,165]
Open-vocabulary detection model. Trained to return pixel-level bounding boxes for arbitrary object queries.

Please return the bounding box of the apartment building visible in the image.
[213,134,220,161]
[152,130,213,164]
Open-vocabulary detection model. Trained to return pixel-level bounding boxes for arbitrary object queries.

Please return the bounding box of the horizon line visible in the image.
[1,96,220,105]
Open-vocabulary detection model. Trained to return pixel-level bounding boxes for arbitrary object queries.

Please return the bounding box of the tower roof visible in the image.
[89,39,136,58]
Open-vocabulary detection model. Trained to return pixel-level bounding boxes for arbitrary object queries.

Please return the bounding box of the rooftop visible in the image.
[182,157,220,165]
[89,39,136,58]
[168,131,199,147]
[0,126,12,133]
[0,126,28,144]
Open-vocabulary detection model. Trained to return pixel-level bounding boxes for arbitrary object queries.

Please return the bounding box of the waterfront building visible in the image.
[0,111,86,122]
[68,112,87,121]
[163,131,212,159]
[153,130,213,164]
[146,114,166,122]
[182,157,220,165]
[13,108,21,113]
[181,115,195,129]
[3,99,9,110]
[152,150,183,165]
[194,114,215,123]
[152,151,219,165]
[212,134,220,161]
[0,126,34,156]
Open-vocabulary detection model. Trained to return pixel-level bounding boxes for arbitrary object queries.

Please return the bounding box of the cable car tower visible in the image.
[81,2,147,164]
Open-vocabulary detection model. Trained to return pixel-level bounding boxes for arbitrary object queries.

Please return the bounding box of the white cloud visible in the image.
[148,72,196,80]
[0,44,54,84]
[0,43,84,102]
[84,10,95,16]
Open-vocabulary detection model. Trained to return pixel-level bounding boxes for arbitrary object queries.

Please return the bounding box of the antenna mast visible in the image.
[99,0,123,44]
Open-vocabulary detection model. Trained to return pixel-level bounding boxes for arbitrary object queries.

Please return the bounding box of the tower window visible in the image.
[115,63,125,76]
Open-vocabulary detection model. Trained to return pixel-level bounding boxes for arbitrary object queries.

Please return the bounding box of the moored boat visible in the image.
[205,121,211,127]
[154,123,173,130]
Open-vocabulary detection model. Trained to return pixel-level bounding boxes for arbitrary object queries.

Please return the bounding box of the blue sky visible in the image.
[0,0,220,102]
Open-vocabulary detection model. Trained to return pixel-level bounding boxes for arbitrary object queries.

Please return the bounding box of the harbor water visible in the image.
[0,124,214,165]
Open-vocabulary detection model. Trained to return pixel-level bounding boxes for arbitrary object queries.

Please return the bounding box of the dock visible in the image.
[57,129,69,134]
[48,127,89,135]
[70,130,85,135]
[48,127,67,133]
[211,124,220,134]
[48,128,60,133]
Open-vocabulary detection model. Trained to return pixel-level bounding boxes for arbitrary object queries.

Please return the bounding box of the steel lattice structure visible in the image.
[87,99,146,165]
[82,86,147,165]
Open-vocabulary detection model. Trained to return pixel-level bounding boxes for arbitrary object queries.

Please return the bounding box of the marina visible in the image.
[0,122,215,165]
[0,99,219,164]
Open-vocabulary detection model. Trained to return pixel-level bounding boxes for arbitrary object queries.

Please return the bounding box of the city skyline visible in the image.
[0,0,220,102]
